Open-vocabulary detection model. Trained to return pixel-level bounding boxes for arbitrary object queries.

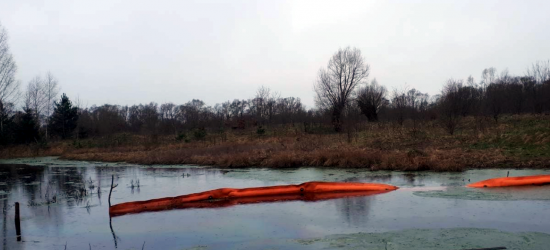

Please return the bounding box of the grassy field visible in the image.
[1,114,549,171]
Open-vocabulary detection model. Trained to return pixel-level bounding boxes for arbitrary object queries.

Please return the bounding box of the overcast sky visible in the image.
[1,0,549,108]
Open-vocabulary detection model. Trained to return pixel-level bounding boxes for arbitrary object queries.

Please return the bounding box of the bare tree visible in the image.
[526,60,550,84]
[253,86,270,122]
[485,70,513,123]
[315,47,370,131]
[466,75,475,86]
[0,22,20,105]
[229,99,248,119]
[43,72,60,138]
[525,60,550,113]
[221,101,232,121]
[391,88,407,126]
[481,67,497,91]
[464,75,483,115]
[438,79,464,135]
[388,86,429,127]
[265,91,279,124]
[140,102,159,135]
[251,86,279,124]
[503,76,525,114]
[275,97,304,125]
[160,102,178,135]
[24,76,46,123]
[405,88,429,132]
[356,78,386,122]
[43,72,59,116]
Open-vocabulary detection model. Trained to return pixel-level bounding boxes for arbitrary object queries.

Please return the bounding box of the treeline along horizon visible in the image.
[1,21,550,145]
[1,57,549,145]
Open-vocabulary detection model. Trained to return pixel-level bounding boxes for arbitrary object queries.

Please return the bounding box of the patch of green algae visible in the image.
[293,228,550,250]
[413,186,550,201]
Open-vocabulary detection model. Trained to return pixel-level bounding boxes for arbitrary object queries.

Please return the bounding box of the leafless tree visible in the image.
[388,86,430,128]
[466,75,475,86]
[221,101,232,121]
[391,88,407,126]
[252,86,270,122]
[526,60,550,84]
[481,67,497,91]
[463,75,483,115]
[525,60,550,113]
[356,78,386,122]
[160,102,178,135]
[265,91,279,124]
[276,97,304,125]
[405,88,429,132]
[43,72,59,116]
[438,79,464,135]
[24,76,46,123]
[251,86,279,124]
[503,76,525,114]
[0,22,20,105]
[140,102,159,135]
[43,72,60,138]
[485,70,514,123]
[229,99,248,118]
[315,47,370,131]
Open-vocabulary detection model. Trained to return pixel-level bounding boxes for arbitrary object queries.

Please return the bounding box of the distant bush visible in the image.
[72,140,83,149]
[175,132,190,143]
[175,133,186,141]
[305,124,337,135]
[256,126,266,136]
[193,128,207,140]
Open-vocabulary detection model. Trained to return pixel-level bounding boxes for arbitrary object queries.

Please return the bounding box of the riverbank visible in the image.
[1,115,549,171]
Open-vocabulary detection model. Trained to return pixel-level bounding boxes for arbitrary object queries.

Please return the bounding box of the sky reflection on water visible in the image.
[1,158,550,250]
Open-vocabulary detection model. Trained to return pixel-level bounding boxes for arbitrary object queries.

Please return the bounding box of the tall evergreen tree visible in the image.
[0,100,15,144]
[49,93,79,139]
[14,108,40,144]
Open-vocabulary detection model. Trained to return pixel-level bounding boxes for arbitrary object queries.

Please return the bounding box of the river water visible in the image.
[1,157,550,250]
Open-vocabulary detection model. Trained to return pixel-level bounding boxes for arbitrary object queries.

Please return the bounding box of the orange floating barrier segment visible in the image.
[109,181,398,216]
[111,190,390,216]
[467,175,550,188]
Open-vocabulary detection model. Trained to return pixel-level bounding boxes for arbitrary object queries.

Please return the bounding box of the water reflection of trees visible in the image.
[0,163,96,249]
[334,195,375,227]
[336,176,387,227]
[139,167,221,177]
[2,199,13,250]
[343,174,393,183]
[1,164,48,250]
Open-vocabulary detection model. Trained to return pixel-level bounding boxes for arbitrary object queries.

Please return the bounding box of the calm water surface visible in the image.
[1,157,549,250]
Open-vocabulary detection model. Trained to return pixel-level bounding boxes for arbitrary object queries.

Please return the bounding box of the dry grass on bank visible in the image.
[0,143,66,159]
[2,114,549,171]
[59,135,514,171]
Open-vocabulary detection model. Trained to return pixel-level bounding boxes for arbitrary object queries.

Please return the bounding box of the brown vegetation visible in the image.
[2,114,548,172]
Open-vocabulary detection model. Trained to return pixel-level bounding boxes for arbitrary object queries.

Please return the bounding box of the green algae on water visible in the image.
[414,186,550,201]
[293,228,550,250]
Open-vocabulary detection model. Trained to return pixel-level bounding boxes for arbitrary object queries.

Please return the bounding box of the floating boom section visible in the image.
[111,190,390,216]
[467,175,550,188]
[109,181,398,216]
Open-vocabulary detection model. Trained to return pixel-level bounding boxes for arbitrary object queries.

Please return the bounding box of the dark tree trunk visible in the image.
[331,107,342,132]
[365,106,378,122]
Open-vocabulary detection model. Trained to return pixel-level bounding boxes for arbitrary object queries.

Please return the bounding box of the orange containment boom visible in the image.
[467,174,550,188]
[109,181,398,216]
